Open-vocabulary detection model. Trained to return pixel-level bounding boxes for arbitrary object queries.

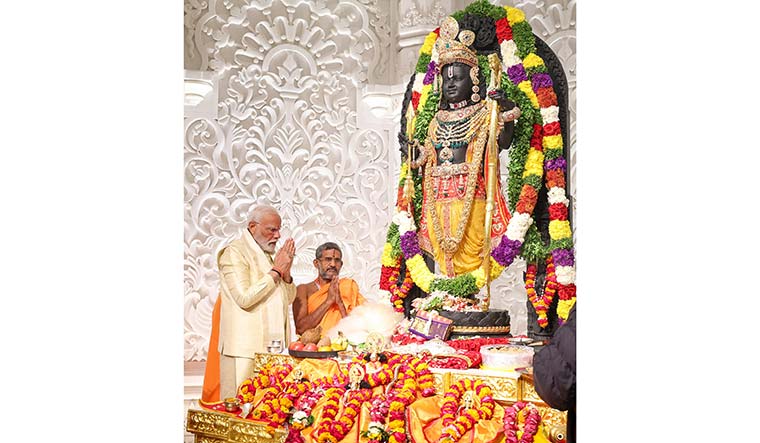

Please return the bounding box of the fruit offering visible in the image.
[288,341,305,351]
[330,331,349,351]
[300,326,322,344]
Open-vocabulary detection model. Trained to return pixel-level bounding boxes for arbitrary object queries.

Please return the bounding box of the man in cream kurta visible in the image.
[217,205,297,400]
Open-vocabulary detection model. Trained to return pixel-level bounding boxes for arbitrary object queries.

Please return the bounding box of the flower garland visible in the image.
[247,364,296,424]
[314,387,346,443]
[363,355,435,443]
[332,389,373,441]
[438,379,495,443]
[387,376,417,443]
[364,395,391,443]
[231,355,437,443]
[236,363,293,405]
[379,164,417,312]
[503,401,541,443]
[380,253,414,313]
[285,388,321,443]
[379,1,577,321]
[525,255,557,328]
[254,378,311,431]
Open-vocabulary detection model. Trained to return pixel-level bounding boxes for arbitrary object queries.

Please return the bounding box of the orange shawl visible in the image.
[307,278,365,333]
[201,296,222,405]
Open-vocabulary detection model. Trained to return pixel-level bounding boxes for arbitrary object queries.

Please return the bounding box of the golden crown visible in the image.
[435,16,478,68]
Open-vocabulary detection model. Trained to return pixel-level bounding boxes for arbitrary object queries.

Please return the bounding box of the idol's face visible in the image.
[442,62,474,104]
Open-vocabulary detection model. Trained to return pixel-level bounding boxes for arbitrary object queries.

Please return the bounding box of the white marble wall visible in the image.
[183,0,576,368]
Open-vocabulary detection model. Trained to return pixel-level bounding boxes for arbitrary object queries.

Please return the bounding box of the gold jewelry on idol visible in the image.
[409,139,428,169]
[425,103,490,259]
[435,17,480,105]
[470,65,481,102]
[435,17,478,70]
[500,106,521,123]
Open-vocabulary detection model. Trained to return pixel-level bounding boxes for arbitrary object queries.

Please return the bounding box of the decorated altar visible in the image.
[186,353,567,443]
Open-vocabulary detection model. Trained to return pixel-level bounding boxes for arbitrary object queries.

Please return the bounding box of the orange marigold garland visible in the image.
[332,389,373,440]
[438,379,495,443]
[254,378,311,431]
[236,363,293,405]
[363,356,435,443]
[314,387,345,443]
[233,354,437,443]
[286,388,322,443]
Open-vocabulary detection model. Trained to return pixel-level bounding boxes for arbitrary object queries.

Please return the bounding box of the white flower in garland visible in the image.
[540,105,560,124]
[555,266,576,285]
[413,74,425,94]
[292,410,308,425]
[505,212,533,243]
[500,40,520,66]
[393,210,416,234]
[547,187,570,206]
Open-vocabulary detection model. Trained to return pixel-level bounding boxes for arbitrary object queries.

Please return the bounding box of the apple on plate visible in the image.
[303,343,318,352]
[288,341,305,351]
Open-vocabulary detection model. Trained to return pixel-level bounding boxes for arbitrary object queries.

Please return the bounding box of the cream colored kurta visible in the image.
[217,231,296,358]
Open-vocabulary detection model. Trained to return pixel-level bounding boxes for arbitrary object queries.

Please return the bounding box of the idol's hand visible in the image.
[487,89,515,112]
[398,132,410,158]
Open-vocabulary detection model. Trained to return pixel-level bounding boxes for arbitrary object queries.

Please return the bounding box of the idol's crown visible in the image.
[435,16,478,68]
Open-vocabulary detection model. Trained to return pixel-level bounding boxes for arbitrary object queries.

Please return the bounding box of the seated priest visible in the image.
[293,242,366,335]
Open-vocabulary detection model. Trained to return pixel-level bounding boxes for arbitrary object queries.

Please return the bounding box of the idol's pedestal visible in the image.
[185,353,567,443]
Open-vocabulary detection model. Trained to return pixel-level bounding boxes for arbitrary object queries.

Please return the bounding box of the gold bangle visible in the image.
[499,106,521,123]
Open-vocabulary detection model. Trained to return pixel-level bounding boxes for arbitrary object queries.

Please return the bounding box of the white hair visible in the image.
[249,205,280,223]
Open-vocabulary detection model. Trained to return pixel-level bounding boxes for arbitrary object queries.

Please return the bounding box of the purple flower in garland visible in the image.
[552,248,575,267]
[531,73,553,91]
[506,64,528,84]
[491,237,522,267]
[400,231,422,259]
[423,61,437,85]
[544,157,567,171]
